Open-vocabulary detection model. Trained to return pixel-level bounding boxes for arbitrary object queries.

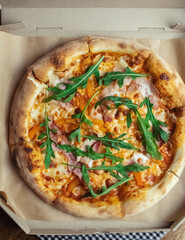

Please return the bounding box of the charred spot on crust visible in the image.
[32,70,39,81]
[24,147,33,153]
[171,106,184,117]
[19,137,25,144]
[27,160,34,172]
[118,43,126,49]
[160,73,170,81]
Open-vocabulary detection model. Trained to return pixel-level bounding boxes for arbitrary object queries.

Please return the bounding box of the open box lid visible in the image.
[0,0,185,235]
[0,0,185,37]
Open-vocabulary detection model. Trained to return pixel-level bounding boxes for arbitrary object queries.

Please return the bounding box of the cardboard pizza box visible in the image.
[0,0,185,235]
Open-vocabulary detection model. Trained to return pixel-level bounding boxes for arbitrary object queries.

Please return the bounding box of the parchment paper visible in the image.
[0,31,185,224]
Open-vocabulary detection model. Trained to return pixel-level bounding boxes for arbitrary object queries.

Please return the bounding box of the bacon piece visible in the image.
[58,101,73,110]
[100,105,113,123]
[92,141,102,153]
[148,95,158,109]
[72,163,83,180]
[48,119,83,179]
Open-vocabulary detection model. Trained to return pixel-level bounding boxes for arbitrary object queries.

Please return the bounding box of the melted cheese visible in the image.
[27,52,173,200]
[131,152,149,165]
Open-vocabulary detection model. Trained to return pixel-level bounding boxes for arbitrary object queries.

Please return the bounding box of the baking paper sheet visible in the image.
[0,31,185,225]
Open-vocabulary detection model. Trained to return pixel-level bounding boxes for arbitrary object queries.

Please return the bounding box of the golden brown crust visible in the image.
[9,71,46,146]
[11,143,56,203]
[32,37,89,83]
[54,197,122,219]
[88,37,151,58]
[121,171,179,218]
[144,53,185,108]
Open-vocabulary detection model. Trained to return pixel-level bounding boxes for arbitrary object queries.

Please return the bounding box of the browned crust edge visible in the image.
[53,197,122,219]
[9,71,47,146]
[121,170,179,218]
[11,143,122,219]
[31,37,89,83]
[144,53,185,108]
[11,143,56,204]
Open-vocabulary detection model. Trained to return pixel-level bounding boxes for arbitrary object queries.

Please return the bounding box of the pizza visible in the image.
[9,37,185,218]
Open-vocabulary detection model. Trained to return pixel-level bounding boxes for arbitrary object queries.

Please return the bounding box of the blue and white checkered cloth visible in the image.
[39,231,166,240]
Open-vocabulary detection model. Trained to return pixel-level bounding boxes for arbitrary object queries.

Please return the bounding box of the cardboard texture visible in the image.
[0,0,185,235]
[1,1,185,37]
[0,31,185,234]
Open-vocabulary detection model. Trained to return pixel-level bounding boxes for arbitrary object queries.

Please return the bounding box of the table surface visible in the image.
[0,207,185,240]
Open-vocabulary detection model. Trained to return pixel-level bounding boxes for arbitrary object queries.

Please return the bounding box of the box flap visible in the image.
[0,199,30,234]
[1,0,185,8]
[1,1,185,37]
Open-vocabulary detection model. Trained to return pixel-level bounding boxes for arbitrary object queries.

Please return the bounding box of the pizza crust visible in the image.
[144,53,185,108]
[32,37,89,83]
[54,197,122,219]
[88,37,150,57]
[9,71,47,146]
[121,171,179,218]
[11,143,56,203]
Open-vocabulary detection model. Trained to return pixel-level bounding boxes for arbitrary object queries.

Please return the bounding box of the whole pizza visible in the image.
[9,37,185,218]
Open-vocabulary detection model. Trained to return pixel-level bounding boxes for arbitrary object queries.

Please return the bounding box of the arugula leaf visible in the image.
[135,110,162,160]
[68,90,100,142]
[95,96,163,160]
[88,162,149,176]
[95,96,138,111]
[38,106,57,169]
[140,97,169,143]
[118,99,162,159]
[82,133,137,151]
[62,161,149,177]
[44,56,104,103]
[126,112,132,128]
[66,162,149,198]
[82,165,131,198]
[57,144,123,164]
[99,67,147,87]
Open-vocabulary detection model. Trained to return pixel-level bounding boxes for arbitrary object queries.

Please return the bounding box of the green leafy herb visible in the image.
[140,97,169,143]
[62,161,149,177]
[88,161,149,177]
[82,165,131,198]
[63,162,149,197]
[68,90,100,142]
[95,96,164,160]
[57,144,123,164]
[99,67,147,87]
[44,56,104,103]
[82,133,137,151]
[38,106,57,169]
[126,112,132,128]
[135,108,162,160]
[120,99,162,160]
[95,96,138,111]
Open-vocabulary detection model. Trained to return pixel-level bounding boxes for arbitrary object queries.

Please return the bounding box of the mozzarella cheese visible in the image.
[27,52,173,199]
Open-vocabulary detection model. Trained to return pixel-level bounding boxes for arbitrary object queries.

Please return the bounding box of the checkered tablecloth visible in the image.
[39,231,166,240]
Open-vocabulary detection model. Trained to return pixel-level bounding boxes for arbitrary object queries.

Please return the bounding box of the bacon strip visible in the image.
[100,105,113,123]
[48,119,82,180]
